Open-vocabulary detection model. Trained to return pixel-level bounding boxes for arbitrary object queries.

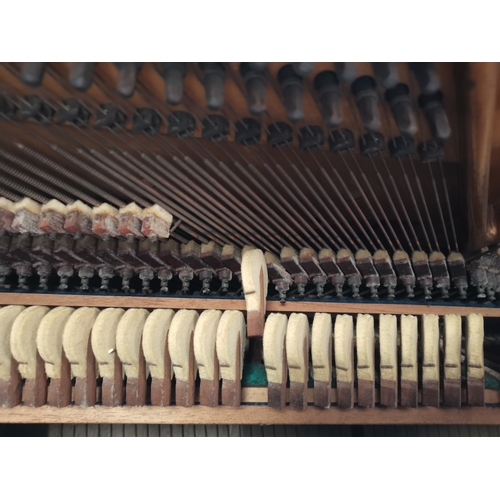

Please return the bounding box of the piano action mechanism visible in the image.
[1,62,500,426]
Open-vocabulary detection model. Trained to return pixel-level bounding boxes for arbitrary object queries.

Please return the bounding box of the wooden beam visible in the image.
[1,400,500,425]
[1,292,500,317]
[465,62,499,250]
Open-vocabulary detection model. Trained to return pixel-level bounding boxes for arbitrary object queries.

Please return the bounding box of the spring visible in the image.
[0,175,49,204]
[0,162,72,203]
[0,149,100,207]
[17,144,125,208]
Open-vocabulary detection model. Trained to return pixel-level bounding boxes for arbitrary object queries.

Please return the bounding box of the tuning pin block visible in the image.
[314,71,342,127]
[385,83,418,136]
[239,63,267,116]
[351,76,381,132]
[199,63,226,111]
[277,64,304,122]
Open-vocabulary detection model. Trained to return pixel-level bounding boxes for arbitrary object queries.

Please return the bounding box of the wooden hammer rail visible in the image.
[1,401,500,425]
[1,292,500,317]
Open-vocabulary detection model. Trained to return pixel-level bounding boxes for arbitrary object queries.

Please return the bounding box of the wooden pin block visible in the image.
[422,314,440,407]
[168,310,199,407]
[10,306,49,407]
[311,313,332,409]
[334,314,354,409]
[263,313,288,410]
[62,307,100,407]
[194,310,222,407]
[36,307,74,407]
[443,314,462,407]
[379,314,398,408]
[217,310,246,407]
[0,306,26,408]
[400,315,418,408]
[466,313,485,406]
[241,248,268,337]
[91,308,126,406]
[356,314,375,408]
[143,309,175,407]
[116,308,150,407]
[286,313,310,410]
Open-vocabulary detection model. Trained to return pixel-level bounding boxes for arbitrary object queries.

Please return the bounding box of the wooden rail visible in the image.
[1,292,500,317]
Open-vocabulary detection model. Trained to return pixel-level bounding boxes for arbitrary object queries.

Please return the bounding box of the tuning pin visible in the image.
[247,62,267,71]
[385,83,418,135]
[292,62,314,77]
[351,76,381,131]
[314,70,342,127]
[335,62,357,84]
[277,64,304,122]
[69,63,96,92]
[371,62,399,89]
[199,63,226,110]
[418,91,451,142]
[20,63,47,87]
[113,63,141,98]
[239,63,266,115]
[408,62,440,95]
[157,63,186,105]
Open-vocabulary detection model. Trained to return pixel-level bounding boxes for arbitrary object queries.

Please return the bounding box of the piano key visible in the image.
[143,309,175,407]
[443,314,462,407]
[193,309,222,407]
[116,308,149,407]
[466,313,485,406]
